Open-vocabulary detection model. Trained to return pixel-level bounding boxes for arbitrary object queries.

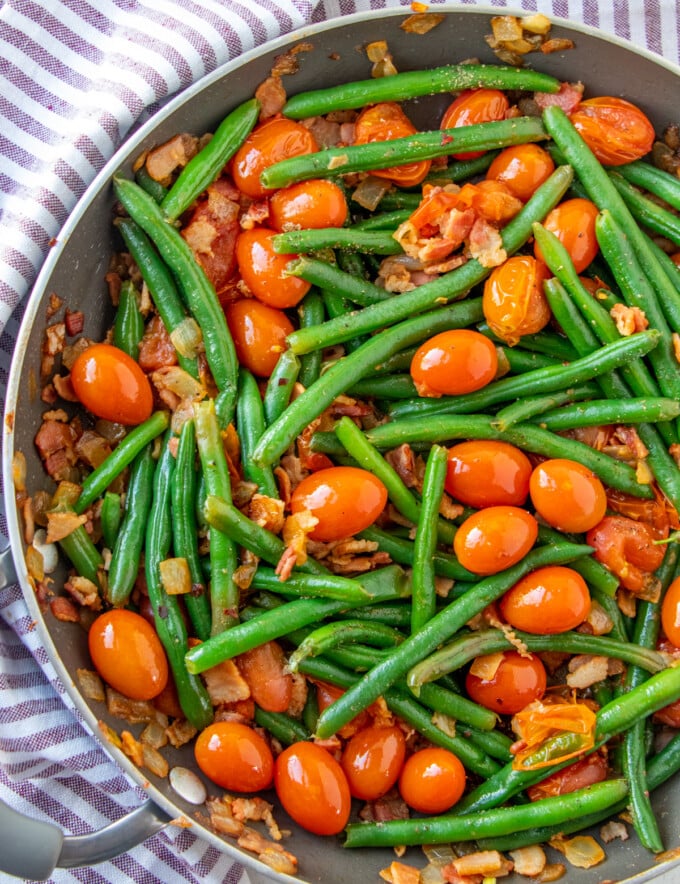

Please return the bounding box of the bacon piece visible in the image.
[138,314,177,372]
[468,217,507,267]
[533,81,584,113]
[145,133,199,186]
[35,418,79,481]
[610,303,649,336]
[255,76,286,119]
[50,596,80,622]
[202,658,251,705]
[359,789,410,822]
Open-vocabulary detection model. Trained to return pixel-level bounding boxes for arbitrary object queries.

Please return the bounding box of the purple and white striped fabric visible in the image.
[1,1,679,882]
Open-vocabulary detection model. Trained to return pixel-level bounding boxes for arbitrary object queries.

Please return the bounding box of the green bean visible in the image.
[347,375,418,400]
[171,419,211,642]
[501,347,560,373]
[106,444,155,607]
[134,165,167,203]
[358,526,475,582]
[274,228,402,256]
[314,541,591,739]
[533,397,680,430]
[542,277,601,355]
[283,64,558,118]
[253,706,310,746]
[536,525,619,600]
[616,159,680,212]
[250,566,371,604]
[161,98,259,221]
[369,345,420,376]
[263,349,301,426]
[302,685,319,734]
[297,291,325,388]
[338,602,413,629]
[351,209,412,231]
[370,191,422,212]
[50,486,104,589]
[476,321,579,363]
[74,411,169,514]
[112,280,144,359]
[319,287,368,354]
[287,256,390,307]
[610,171,680,246]
[145,432,213,729]
[492,383,600,431]
[235,369,279,498]
[425,152,498,184]
[411,445,448,634]
[415,682,498,734]
[288,619,404,672]
[100,492,122,550]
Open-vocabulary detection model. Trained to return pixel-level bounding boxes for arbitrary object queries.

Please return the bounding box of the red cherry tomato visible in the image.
[341,725,406,801]
[534,198,600,273]
[445,440,532,508]
[237,640,292,713]
[569,96,655,166]
[70,343,153,426]
[398,747,466,814]
[409,329,498,397]
[194,721,274,792]
[482,254,551,345]
[269,179,348,231]
[275,741,351,835]
[586,515,666,594]
[499,565,591,634]
[661,576,680,648]
[88,609,168,701]
[224,299,294,378]
[486,144,555,202]
[235,227,311,309]
[526,751,608,801]
[354,102,431,187]
[453,506,538,576]
[440,89,510,160]
[655,695,680,727]
[466,650,547,715]
[231,117,318,198]
[529,458,608,533]
[290,466,388,542]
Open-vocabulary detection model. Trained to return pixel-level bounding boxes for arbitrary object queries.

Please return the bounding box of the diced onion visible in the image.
[159,557,192,595]
[170,316,203,358]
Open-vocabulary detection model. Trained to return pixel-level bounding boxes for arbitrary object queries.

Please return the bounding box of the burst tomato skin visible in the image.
[486,143,555,202]
[269,179,348,231]
[526,752,608,801]
[445,440,532,508]
[586,515,666,594]
[569,96,655,165]
[275,741,351,835]
[235,227,310,309]
[231,117,318,198]
[482,254,551,345]
[70,343,153,426]
[499,565,591,634]
[341,725,406,801]
[466,651,547,715]
[354,102,431,187]
[290,466,388,542]
[453,506,538,575]
[410,329,498,397]
[441,89,510,160]
[398,747,467,814]
[88,609,168,701]
[529,458,608,533]
[661,576,680,648]
[534,198,600,273]
[224,299,294,378]
[194,721,274,792]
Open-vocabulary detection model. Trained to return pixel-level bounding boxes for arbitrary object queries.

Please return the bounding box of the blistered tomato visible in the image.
[341,725,406,800]
[661,576,680,647]
[409,329,498,397]
[441,89,510,160]
[499,565,591,634]
[466,650,547,715]
[195,721,274,792]
[529,458,607,533]
[453,506,538,575]
[445,440,532,508]
[275,741,351,835]
[486,144,555,202]
[88,609,168,701]
[483,254,551,345]
[398,747,466,814]
[527,752,608,801]
[290,466,388,542]
[587,515,666,594]
[569,96,655,165]
[534,198,600,273]
[70,343,153,426]
[225,299,294,378]
[269,179,348,231]
[235,228,311,309]
[231,117,318,198]
[354,102,431,187]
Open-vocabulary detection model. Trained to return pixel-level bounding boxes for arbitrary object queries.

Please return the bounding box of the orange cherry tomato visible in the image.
[453,506,538,576]
[315,681,371,738]
[194,721,274,792]
[445,440,532,508]
[224,299,294,378]
[482,254,551,345]
[341,725,406,801]
[534,198,600,273]
[290,466,388,542]
[499,565,591,634]
[529,458,608,533]
[269,179,348,231]
[465,650,547,715]
[486,144,555,202]
[526,752,608,801]
[275,741,351,835]
[237,640,293,713]
[586,515,666,595]
[354,102,431,187]
[88,609,168,701]
[661,576,680,648]
[440,89,510,160]
[235,227,310,309]
[231,117,318,198]
[398,747,466,814]
[409,329,498,397]
[70,343,153,426]
[569,96,655,166]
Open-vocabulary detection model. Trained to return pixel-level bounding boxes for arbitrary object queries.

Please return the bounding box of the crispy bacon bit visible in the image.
[534,80,584,112]
[566,654,610,689]
[359,788,410,823]
[206,796,244,837]
[255,76,287,120]
[138,314,178,372]
[379,860,421,884]
[610,303,649,336]
[64,310,85,337]
[120,730,145,767]
[270,42,313,77]
[64,575,101,609]
[248,494,285,533]
[165,718,198,748]
[50,595,80,622]
[35,418,78,481]
[276,510,319,578]
[287,672,308,718]
[232,796,283,840]
[140,720,168,749]
[600,820,629,843]
[301,116,343,149]
[52,374,78,402]
[76,668,106,702]
[203,657,251,706]
[145,133,199,185]
[75,429,113,469]
[105,688,167,724]
[47,292,63,319]
[386,444,418,488]
[468,216,507,267]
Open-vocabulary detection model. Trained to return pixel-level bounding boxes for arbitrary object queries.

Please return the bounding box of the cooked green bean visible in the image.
[288,619,404,673]
[492,383,600,431]
[250,566,371,604]
[411,445,447,633]
[274,228,403,255]
[235,368,279,498]
[358,525,475,582]
[415,682,498,734]
[135,165,167,203]
[112,280,144,359]
[351,209,412,231]
[100,492,122,551]
[286,256,391,307]
[532,397,680,430]
[263,349,301,426]
[610,171,680,246]
[616,159,680,212]
[253,706,310,745]
[297,291,325,388]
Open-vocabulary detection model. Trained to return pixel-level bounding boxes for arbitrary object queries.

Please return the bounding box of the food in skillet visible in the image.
[19,16,680,881]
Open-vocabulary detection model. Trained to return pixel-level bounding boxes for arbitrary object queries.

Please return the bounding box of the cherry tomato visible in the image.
[440,89,510,160]
[341,725,406,801]
[534,198,600,273]
[290,466,388,542]
[274,741,351,835]
[70,343,153,426]
[235,228,311,309]
[654,698,680,728]
[231,117,318,198]
[237,640,292,713]
[453,506,538,575]
[398,747,466,814]
[569,96,655,166]
[465,650,547,715]
[224,299,294,378]
[661,576,680,648]
[482,254,551,345]
[499,565,591,634]
[315,681,371,738]
[354,102,431,187]
[409,329,498,397]
[486,144,555,202]
[529,458,607,533]
[526,752,608,801]
[88,609,168,701]
[445,440,532,508]
[586,515,666,594]
[269,179,348,231]
[194,721,274,792]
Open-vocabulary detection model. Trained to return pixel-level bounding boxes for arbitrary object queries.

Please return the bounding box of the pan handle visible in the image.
[0,544,17,590]
[0,794,170,879]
